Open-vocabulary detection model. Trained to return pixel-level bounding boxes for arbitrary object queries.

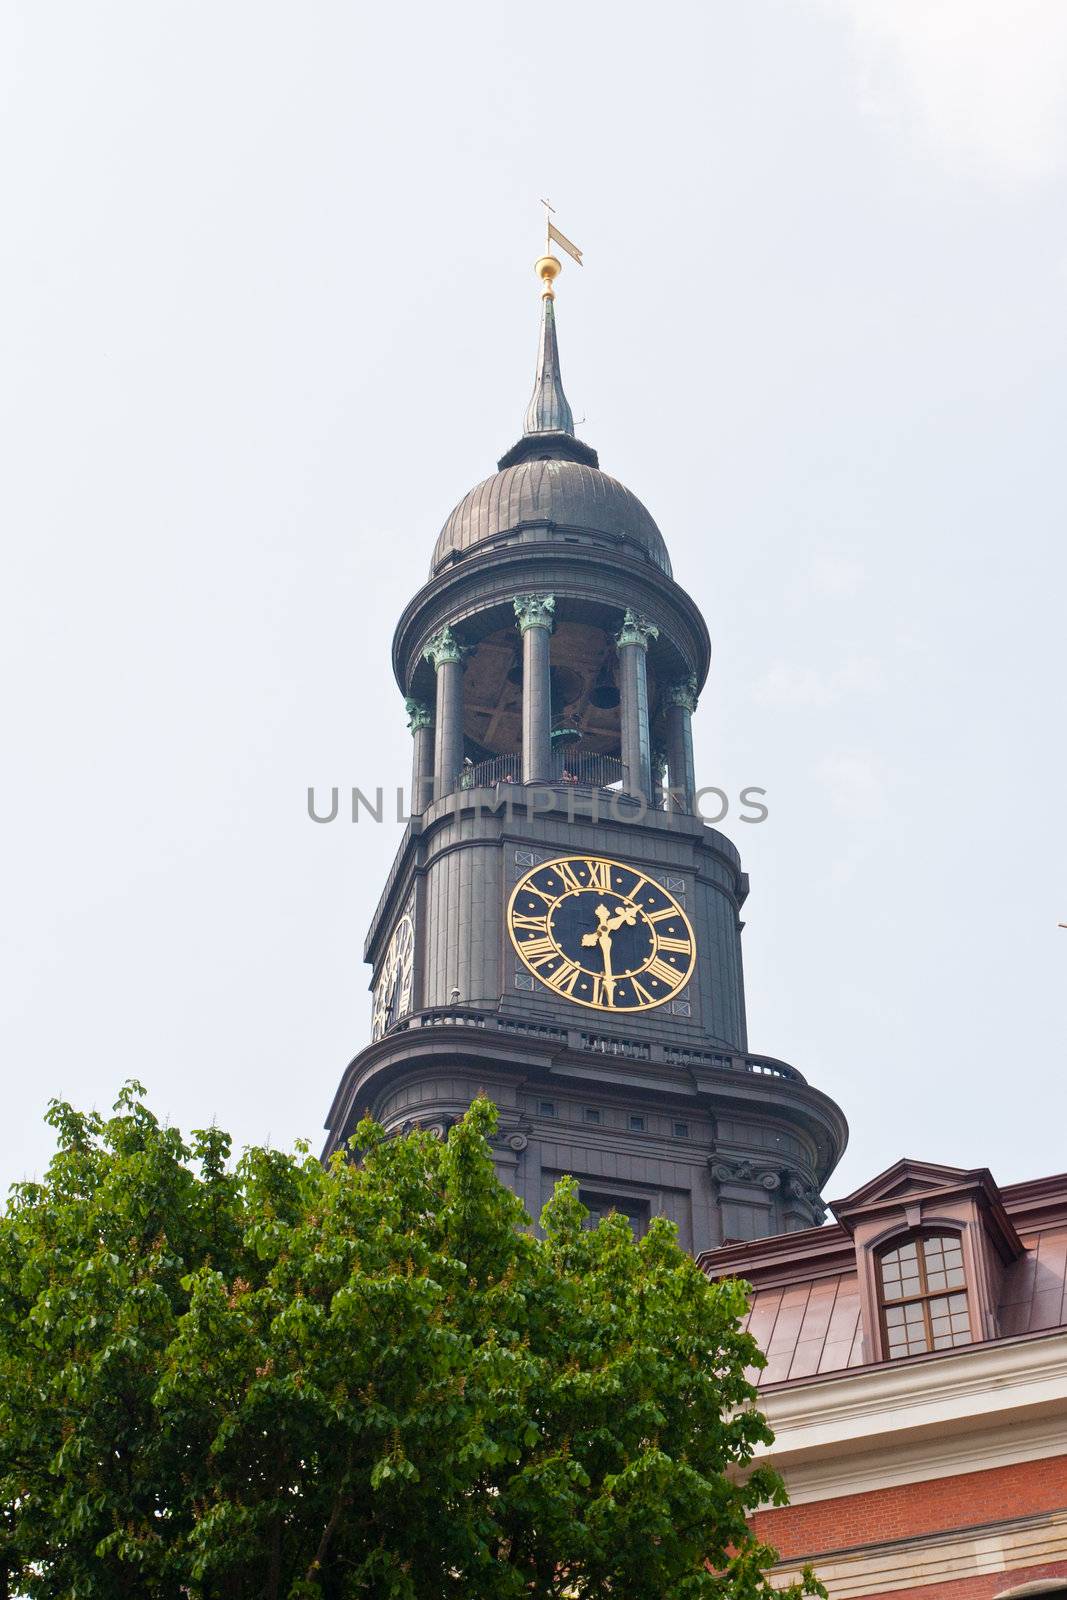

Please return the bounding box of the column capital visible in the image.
[666,673,699,714]
[404,696,433,734]
[615,609,659,650]
[423,626,467,671]
[512,593,556,634]
[650,745,668,782]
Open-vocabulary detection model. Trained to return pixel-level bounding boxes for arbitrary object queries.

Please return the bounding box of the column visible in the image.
[423,627,466,801]
[615,609,659,802]
[513,594,555,785]
[664,675,698,814]
[405,697,434,814]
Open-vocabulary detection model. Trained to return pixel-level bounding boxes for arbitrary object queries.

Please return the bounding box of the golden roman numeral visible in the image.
[521,884,556,908]
[585,859,613,892]
[630,976,657,1005]
[645,955,681,986]
[648,906,679,925]
[656,936,691,954]
[520,936,558,969]
[593,974,616,1008]
[512,912,548,933]
[556,859,586,893]
[544,959,582,997]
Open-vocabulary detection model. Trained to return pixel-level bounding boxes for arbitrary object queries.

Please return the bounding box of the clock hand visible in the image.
[602,899,640,934]
[579,905,618,1002]
[598,924,616,1003]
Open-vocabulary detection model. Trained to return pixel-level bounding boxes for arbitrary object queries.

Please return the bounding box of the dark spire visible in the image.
[523,292,574,436]
[497,253,598,471]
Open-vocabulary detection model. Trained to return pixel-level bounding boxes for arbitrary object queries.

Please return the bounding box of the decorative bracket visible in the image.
[709,1157,782,1191]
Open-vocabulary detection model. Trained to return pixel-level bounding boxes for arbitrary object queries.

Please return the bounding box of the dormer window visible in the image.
[879,1233,971,1358]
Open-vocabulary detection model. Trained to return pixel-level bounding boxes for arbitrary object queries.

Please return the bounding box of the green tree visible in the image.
[0,1085,818,1599]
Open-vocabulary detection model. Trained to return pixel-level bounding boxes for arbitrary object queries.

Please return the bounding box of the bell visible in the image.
[590,660,620,710]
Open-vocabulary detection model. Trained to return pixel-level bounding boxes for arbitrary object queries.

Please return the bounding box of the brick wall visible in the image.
[753,1455,1067,1560]
[857,1561,1067,1600]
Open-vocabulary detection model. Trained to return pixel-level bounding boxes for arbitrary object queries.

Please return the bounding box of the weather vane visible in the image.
[535,199,584,298]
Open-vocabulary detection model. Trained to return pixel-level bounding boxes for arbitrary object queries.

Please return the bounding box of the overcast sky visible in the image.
[2,1,1065,1201]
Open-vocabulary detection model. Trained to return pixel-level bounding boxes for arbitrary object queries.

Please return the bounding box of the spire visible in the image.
[497,251,598,471]
[523,261,574,437]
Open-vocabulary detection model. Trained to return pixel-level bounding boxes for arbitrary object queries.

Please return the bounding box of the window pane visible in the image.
[880,1234,969,1361]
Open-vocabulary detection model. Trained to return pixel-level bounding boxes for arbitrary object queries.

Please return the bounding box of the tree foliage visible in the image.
[0,1085,817,1599]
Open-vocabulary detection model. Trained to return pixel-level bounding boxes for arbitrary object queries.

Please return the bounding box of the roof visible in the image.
[702,1162,1067,1389]
[430,457,672,578]
[429,275,673,579]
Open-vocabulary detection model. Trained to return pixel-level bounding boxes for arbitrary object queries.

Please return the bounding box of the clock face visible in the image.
[507,855,695,1013]
[372,913,415,1040]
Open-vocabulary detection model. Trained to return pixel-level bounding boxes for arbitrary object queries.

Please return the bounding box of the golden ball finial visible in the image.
[534,254,562,298]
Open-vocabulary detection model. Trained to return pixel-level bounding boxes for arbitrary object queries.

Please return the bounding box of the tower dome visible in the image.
[430,259,672,579]
[431,458,672,578]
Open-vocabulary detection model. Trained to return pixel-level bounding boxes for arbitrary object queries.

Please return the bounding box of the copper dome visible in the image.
[431,457,672,579]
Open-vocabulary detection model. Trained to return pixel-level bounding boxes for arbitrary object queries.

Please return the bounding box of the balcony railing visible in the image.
[374,1006,807,1083]
[456,750,625,793]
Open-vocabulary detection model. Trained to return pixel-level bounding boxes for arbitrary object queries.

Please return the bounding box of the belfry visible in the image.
[323,245,848,1253]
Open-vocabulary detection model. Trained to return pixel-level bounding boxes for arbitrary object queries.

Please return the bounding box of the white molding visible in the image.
[754,1330,1067,1504]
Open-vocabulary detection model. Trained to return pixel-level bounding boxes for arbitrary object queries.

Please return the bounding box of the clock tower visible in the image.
[323,251,847,1253]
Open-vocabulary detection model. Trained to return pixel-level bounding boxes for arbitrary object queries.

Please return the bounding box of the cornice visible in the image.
[699,1220,855,1286]
[391,540,712,695]
[1002,1172,1067,1232]
[753,1327,1067,1480]
[322,1014,849,1171]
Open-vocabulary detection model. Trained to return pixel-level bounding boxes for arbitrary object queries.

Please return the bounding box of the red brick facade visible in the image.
[753,1455,1067,1561]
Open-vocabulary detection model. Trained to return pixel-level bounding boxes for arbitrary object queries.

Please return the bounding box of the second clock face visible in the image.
[372,912,415,1040]
[507,855,695,1013]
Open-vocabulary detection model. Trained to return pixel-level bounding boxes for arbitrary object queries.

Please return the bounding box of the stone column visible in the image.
[513,594,555,785]
[664,675,698,814]
[615,609,659,802]
[405,697,434,814]
[423,627,466,801]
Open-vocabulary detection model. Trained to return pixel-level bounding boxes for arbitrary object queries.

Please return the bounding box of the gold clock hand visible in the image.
[598,924,616,1003]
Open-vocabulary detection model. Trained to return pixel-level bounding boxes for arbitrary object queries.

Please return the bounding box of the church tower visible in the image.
[323,249,847,1253]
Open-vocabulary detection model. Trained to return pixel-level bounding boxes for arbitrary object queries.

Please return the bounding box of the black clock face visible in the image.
[507,855,695,1013]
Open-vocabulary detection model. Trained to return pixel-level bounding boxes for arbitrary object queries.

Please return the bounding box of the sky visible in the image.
[2,0,1065,1201]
